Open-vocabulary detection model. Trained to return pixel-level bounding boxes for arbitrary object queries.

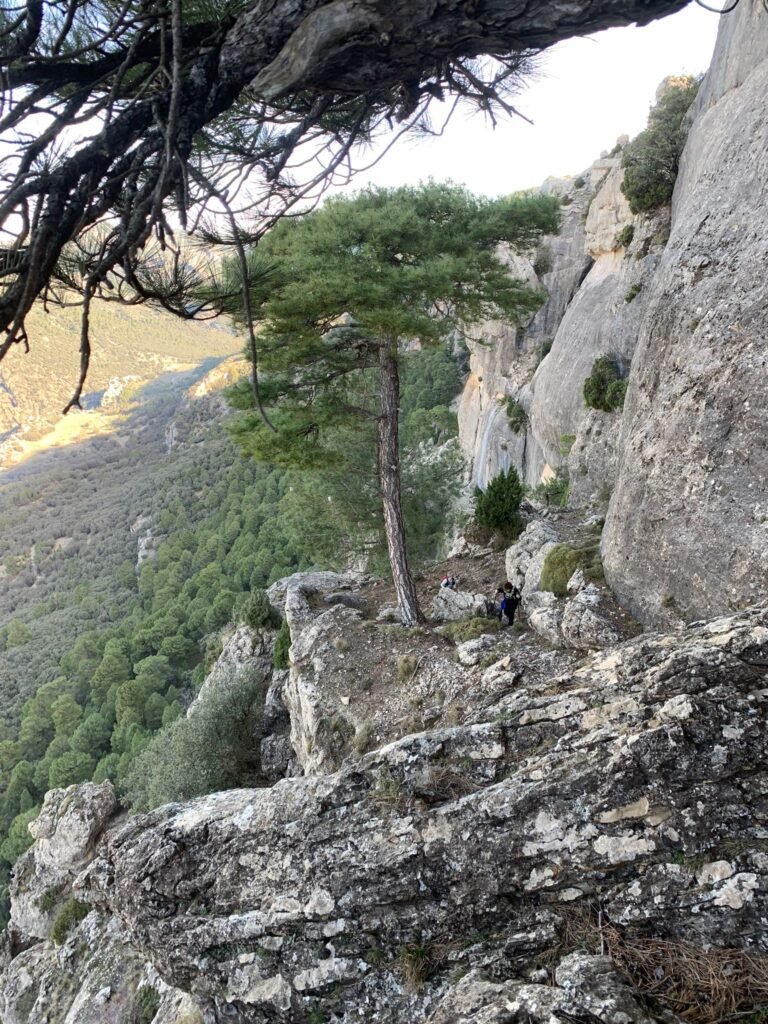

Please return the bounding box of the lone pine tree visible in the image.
[228,182,559,624]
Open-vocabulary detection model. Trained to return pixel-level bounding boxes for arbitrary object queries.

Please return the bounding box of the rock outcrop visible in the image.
[505,520,620,650]
[602,0,768,625]
[47,605,766,1024]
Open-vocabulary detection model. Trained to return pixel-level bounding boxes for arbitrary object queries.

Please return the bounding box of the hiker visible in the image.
[502,582,521,626]
[440,574,457,590]
[493,584,506,621]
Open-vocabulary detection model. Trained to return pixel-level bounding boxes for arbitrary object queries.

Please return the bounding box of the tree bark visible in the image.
[223,0,688,99]
[377,341,424,626]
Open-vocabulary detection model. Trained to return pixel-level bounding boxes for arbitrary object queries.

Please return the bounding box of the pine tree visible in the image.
[228,183,559,624]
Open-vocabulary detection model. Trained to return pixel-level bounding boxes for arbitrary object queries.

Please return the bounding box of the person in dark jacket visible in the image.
[501,582,521,626]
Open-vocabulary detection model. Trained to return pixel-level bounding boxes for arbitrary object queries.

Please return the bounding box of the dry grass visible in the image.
[418,766,480,804]
[397,653,420,681]
[604,927,768,1024]
[536,907,768,1023]
[397,941,459,991]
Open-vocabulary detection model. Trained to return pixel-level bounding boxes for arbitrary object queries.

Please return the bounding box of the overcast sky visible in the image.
[350,3,720,196]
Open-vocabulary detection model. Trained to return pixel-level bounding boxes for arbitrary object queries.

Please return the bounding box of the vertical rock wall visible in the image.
[603,0,768,626]
[457,179,593,489]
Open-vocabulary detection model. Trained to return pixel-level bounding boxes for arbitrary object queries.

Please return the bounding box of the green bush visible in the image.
[272,618,291,670]
[135,985,161,1024]
[502,397,527,434]
[235,589,279,630]
[123,669,266,811]
[38,883,64,913]
[616,224,634,249]
[621,76,700,214]
[532,468,570,509]
[624,283,642,303]
[583,357,627,412]
[540,541,604,597]
[474,467,525,539]
[51,897,89,944]
[540,545,584,597]
[535,338,553,368]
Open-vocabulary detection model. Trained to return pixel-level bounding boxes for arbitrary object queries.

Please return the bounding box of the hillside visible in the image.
[0,298,238,466]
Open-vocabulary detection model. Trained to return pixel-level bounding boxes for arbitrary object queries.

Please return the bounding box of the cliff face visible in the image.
[459,0,768,628]
[603,0,768,626]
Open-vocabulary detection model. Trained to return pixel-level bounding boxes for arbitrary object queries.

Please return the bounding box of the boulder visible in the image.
[524,590,564,647]
[430,587,490,622]
[10,781,116,942]
[505,521,558,594]
[190,624,275,712]
[427,954,680,1024]
[455,634,500,667]
[561,585,621,650]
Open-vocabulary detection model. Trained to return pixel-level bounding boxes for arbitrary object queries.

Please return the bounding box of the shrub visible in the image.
[532,468,570,509]
[502,397,527,434]
[397,654,419,681]
[51,897,89,944]
[272,618,291,670]
[540,541,604,597]
[124,668,266,811]
[573,176,586,189]
[540,545,584,597]
[38,883,64,914]
[443,617,500,643]
[621,76,700,214]
[583,356,627,412]
[235,589,279,629]
[616,224,634,249]
[559,434,576,457]
[474,467,525,539]
[135,985,161,1024]
[535,338,553,367]
[624,283,642,303]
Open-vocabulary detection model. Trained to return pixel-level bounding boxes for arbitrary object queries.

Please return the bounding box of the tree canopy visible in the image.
[0,0,685,406]
[227,182,559,622]
[621,75,700,214]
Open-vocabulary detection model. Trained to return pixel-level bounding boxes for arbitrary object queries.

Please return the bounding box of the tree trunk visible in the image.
[224,1,688,99]
[377,342,424,626]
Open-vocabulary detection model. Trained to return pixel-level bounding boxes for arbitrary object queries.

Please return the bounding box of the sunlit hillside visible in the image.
[0,298,239,464]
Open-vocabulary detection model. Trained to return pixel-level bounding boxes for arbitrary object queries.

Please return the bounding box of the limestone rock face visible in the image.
[1,911,202,1024]
[191,625,274,710]
[561,585,620,650]
[430,586,490,622]
[603,0,768,625]
[10,782,116,942]
[459,0,768,626]
[584,161,633,258]
[457,182,592,490]
[528,193,668,496]
[74,605,768,1024]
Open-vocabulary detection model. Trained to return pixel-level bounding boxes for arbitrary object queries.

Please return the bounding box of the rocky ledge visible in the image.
[4,604,767,1023]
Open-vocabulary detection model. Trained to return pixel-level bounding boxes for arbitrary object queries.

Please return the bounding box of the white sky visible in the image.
[351,3,720,196]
